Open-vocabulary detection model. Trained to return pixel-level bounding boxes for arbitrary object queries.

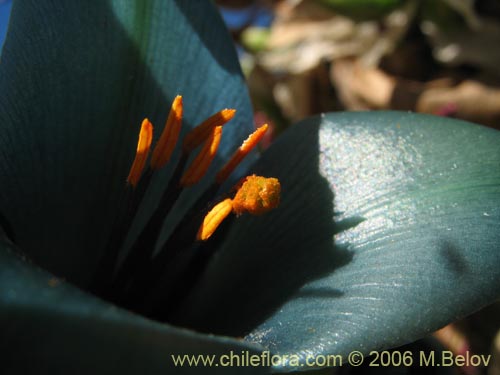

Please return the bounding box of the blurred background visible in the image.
[217,0,500,142]
[215,1,500,374]
[1,0,499,373]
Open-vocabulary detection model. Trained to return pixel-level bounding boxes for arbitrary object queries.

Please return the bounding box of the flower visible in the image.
[1,1,499,374]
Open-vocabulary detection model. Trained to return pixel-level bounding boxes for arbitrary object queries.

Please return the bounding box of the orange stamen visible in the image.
[197,198,233,241]
[127,119,153,187]
[182,109,235,153]
[180,126,223,186]
[216,124,269,184]
[232,175,281,216]
[150,95,183,170]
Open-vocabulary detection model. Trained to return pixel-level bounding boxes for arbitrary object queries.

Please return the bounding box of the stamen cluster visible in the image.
[91,95,280,321]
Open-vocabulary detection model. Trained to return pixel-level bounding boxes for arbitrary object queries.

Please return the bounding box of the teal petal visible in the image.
[0,0,253,285]
[0,234,268,374]
[175,111,500,371]
[0,0,12,49]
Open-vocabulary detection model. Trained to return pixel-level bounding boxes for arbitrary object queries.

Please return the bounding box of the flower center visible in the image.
[90,95,280,322]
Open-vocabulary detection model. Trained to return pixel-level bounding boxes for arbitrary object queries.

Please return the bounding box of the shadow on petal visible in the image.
[173,112,500,371]
[437,239,469,275]
[0,236,268,375]
[172,115,360,335]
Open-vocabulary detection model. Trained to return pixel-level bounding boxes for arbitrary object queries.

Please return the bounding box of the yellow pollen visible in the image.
[197,198,233,241]
[180,126,223,186]
[127,118,153,188]
[216,124,268,184]
[232,175,281,216]
[183,109,235,153]
[150,95,183,170]
[197,175,281,241]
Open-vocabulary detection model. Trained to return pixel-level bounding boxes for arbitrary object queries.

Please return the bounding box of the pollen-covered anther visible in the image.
[126,118,153,188]
[180,125,223,186]
[197,175,280,241]
[150,95,183,170]
[183,109,235,153]
[232,175,281,216]
[216,124,268,184]
[197,198,233,241]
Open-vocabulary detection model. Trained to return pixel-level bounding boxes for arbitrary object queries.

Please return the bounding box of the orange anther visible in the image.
[197,198,233,241]
[216,124,268,184]
[127,119,154,187]
[232,175,280,216]
[180,126,223,186]
[150,95,183,170]
[183,109,235,153]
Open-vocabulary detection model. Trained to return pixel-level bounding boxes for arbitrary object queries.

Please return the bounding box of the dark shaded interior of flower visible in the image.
[70,95,280,322]
[0,210,16,244]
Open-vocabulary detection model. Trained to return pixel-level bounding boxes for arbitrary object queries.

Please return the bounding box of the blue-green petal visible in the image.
[0,234,268,374]
[0,0,12,49]
[0,0,253,285]
[176,111,500,371]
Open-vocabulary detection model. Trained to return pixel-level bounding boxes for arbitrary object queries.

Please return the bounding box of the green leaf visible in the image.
[175,111,500,371]
[0,234,268,374]
[0,0,253,286]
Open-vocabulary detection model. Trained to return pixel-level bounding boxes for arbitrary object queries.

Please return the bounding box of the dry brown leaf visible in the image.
[331,59,395,110]
[417,80,500,128]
